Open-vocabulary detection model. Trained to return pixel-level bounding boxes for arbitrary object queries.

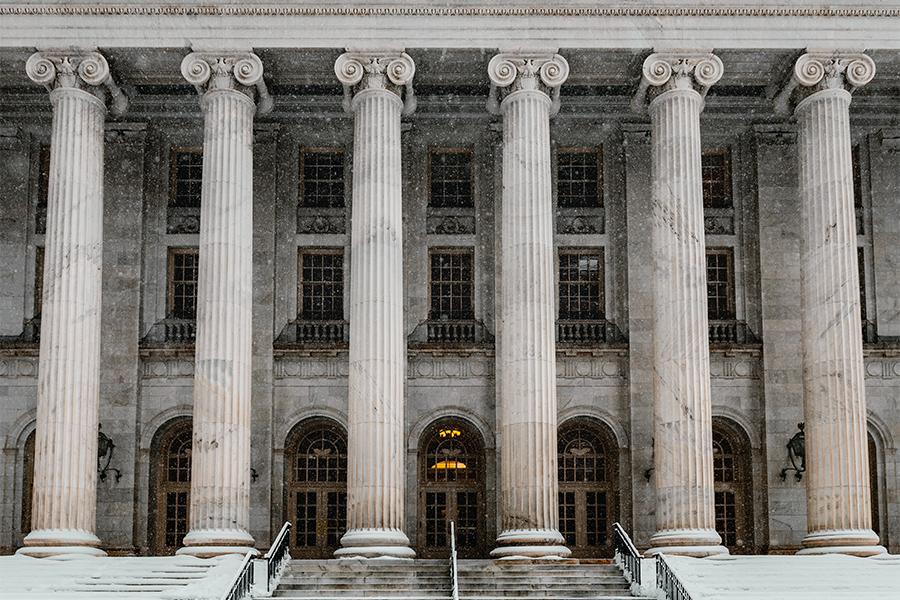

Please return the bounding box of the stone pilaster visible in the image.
[788,52,885,556]
[177,52,271,557]
[636,51,728,557]
[487,52,570,559]
[19,51,126,558]
[333,51,416,559]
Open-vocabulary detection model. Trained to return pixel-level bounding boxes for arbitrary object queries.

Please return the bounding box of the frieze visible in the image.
[709,354,760,380]
[167,210,201,234]
[557,214,604,235]
[0,356,38,379]
[409,354,494,379]
[864,357,900,380]
[704,213,735,235]
[426,214,476,235]
[556,355,626,380]
[142,357,195,379]
[274,355,349,379]
[297,213,346,235]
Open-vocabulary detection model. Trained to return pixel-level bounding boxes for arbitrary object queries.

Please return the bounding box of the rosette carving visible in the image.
[775,52,876,115]
[25,51,127,115]
[486,53,569,115]
[334,51,417,115]
[632,51,723,112]
[180,52,272,115]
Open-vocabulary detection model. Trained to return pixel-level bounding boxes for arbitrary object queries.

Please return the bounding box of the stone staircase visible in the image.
[457,559,642,599]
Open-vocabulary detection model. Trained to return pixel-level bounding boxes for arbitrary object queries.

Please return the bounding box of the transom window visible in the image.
[429,250,474,321]
[558,250,604,320]
[292,426,348,484]
[707,248,736,320]
[424,426,479,484]
[170,149,203,208]
[301,150,345,208]
[299,250,344,321]
[167,248,199,320]
[702,148,732,209]
[429,150,474,208]
[557,149,602,208]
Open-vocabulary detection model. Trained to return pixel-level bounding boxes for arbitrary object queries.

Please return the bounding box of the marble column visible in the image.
[19,51,126,557]
[636,52,728,557]
[177,52,271,557]
[788,53,885,556]
[333,51,416,559]
[487,52,570,559]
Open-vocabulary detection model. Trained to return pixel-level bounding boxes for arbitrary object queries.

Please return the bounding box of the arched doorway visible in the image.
[284,418,348,558]
[21,429,35,538]
[149,417,192,555]
[557,417,619,557]
[418,418,486,558]
[712,418,754,553]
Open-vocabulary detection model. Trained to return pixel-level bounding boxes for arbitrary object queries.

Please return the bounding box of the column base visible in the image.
[798,529,887,557]
[176,528,258,558]
[490,529,571,559]
[335,528,416,559]
[646,528,729,558]
[17,529,106,558]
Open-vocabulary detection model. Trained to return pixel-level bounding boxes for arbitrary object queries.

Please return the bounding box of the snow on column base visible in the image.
[646,528,729,558]
[798,530,887,557]
[17,529,106,558]
[334,528,416,559]
[491,529,572,559]
[177,529,258,558]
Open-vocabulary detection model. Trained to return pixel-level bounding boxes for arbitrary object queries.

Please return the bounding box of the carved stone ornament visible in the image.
[26,51,127,115]
[775,52,876,115]
[486,53,569,116]
[632,51,724,112]
[334,51,417,115]
[181,51,273,114]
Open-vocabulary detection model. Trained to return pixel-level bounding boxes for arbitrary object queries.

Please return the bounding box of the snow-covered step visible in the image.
[272,558,451,599]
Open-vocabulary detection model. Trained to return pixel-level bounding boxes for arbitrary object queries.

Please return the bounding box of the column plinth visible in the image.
[488,53,570,560]
[788,53,885,557]
[177,52,270,558]
[333,52,416,559]
[636,52,728,558]
[18,52,125,559]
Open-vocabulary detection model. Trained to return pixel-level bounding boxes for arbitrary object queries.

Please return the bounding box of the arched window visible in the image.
[557,418,618,557]
[21,430,35,538]
[285,418,347,558]
[418,418,486,558]
[149,418,192,555]
[712,418,754,553]
[869,431,880,537]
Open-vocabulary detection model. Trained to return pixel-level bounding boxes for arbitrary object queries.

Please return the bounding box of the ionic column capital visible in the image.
[334,51,417,115]
[632,50,723,112]
[181,51,273,115]
[487,52,569,116]
[26,50,127,115]
[775,52,875,115]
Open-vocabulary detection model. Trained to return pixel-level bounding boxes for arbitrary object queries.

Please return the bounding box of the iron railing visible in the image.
[265,522,292,593]
[657,554,692,600]
[612,522,642,587]
[220,551,255,600]
[449,521,459,600]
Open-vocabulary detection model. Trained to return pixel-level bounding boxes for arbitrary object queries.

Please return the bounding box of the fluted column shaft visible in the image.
[488,53,570,559]
[178,52,269,557]
[334,52,415,559]
[791,53,884,556]
[639,52,727,557]
[20,51,125,558]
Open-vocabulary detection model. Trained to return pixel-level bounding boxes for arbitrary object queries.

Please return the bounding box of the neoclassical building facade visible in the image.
[0,1,899,561]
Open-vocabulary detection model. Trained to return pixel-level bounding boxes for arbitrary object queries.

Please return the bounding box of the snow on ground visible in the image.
[665,553,900,600]
[0,553,245,600]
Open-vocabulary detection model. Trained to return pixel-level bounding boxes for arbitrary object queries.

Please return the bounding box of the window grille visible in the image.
[170,150,203,208]
[706,248,736,320]
[702,148,732,209]
[300,150,345,208]
[429,250,474,321]
[557,149,602,208]
[167,248,199,320]
[299,250,344,321]
[429,150,474,208]
[558,250,604,320]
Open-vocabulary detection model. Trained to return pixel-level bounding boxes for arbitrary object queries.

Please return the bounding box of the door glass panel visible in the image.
[585,491,607,546]
[456,491,478,548]
[559,491,577,546]
[296,491,317,547]
[327,491,347,547]
[426,491,447,547]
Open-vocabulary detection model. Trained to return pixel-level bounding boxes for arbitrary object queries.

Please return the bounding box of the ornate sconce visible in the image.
[779,422,806,481]
[98,424,122,483]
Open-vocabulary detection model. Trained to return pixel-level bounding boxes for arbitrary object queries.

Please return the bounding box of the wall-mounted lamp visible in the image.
[779,422,806,482]
[98,424,122,483]
[250,468,259,483]
[644,438,654,482]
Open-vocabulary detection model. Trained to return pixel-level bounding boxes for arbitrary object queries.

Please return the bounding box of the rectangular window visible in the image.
[300,149,345,208]
[702,148,733,209]
[429,250,474,321]
[429,150,474,208]
[34,246,44,317]
[858,247,867,322]
[299,250,344,321]
[170,149,203,208]
[36,145,50,234]
[167,248,199,320]
[557,149,602,208]
[853,145,864,234]
[558,250,604,320]
[707,248,736,320]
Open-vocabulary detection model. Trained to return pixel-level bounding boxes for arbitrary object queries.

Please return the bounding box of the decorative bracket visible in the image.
[779,422,806,482]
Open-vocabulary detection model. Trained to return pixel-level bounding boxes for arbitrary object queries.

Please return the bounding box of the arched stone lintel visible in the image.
[711,408,761,449]
[558,406,629,449]
[407,408,495,451]
[867,409,895,451]
[140,405,193,451]
[5,409,37,450]
[278,407,348,451]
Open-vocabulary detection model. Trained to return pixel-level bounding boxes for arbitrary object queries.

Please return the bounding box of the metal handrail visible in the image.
[264,521,292,593]
[657,553,692,600]
[220,551,255,600]
[612,522,642,587]
[449,521,459,600]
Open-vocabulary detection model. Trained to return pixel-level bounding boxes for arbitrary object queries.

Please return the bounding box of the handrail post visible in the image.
[449,521,459,600]
[264,521,292,594]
